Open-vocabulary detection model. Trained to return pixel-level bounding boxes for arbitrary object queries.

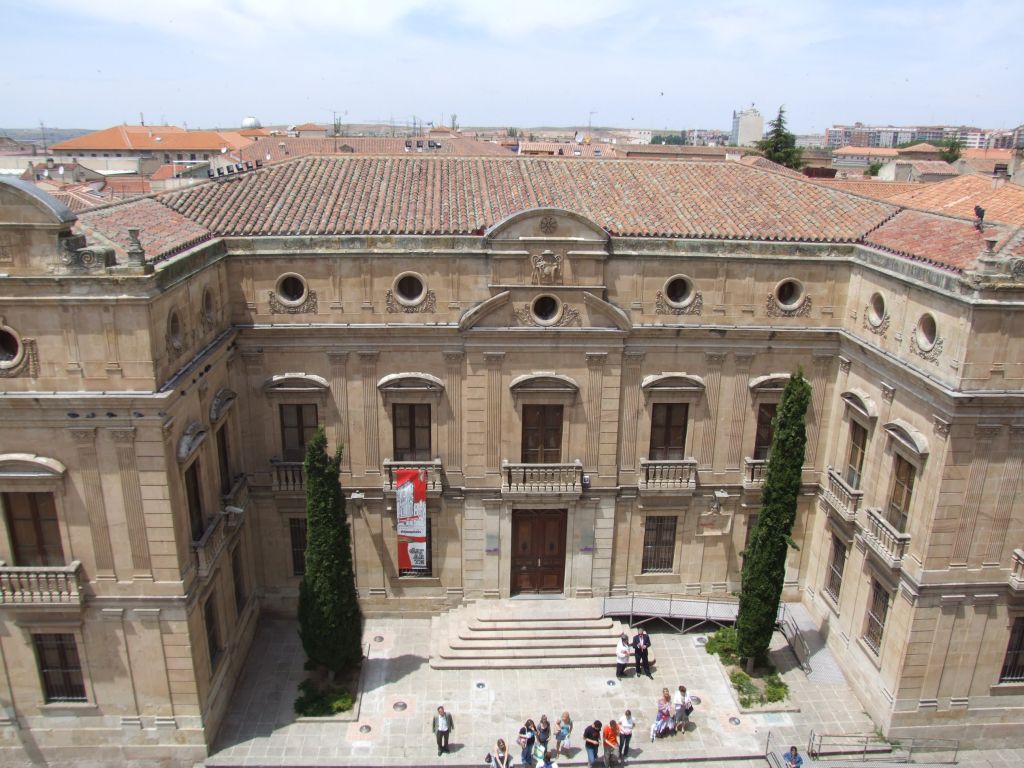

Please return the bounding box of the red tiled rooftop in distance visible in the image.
[240,136,514,164]
[888,174,1024,226]
[899,142,940,153]
[737,155,804,178]
[76,198,210,259]
[894,160,958,175]
[833,146,899,157]
[518,142,614,158]
[50,125,252,152]
[865,209,1012,272]
[812,179,925,200]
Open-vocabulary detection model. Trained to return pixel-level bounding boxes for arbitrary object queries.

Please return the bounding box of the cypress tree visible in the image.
[736,370,811,665]
[756,106,804,170]
[297,428,363,674]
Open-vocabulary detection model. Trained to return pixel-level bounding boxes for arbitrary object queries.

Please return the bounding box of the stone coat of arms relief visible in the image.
[531,250,562,285]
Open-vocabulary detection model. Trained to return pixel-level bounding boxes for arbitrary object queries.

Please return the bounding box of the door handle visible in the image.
[537,557,542,567]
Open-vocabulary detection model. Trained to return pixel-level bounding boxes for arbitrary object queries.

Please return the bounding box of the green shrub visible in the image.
[764,672,788,702]
[729,670,759,697]
[294,679,354,717]
[705,627,741,665]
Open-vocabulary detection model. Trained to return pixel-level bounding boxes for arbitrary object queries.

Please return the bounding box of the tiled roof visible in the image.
[518,142,614,158]
[240,136,513,164]
[153,156,894,241]
[888,174,1024,225]
[620,144,737,158]
[895,160,958,176]
[958,148,1015,173]
[899,142,940,153]
[50,125,252,152]
[293,123,326,131]
[833,146,899,157]
[104,175,151,196]
[76,197,211,260]
[865,209,1012,272]
[149,164,179,181]
[811,179,924,199]
[737,155,804,178]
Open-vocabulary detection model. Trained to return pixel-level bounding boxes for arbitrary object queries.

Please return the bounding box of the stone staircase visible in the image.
[429,597,631,670]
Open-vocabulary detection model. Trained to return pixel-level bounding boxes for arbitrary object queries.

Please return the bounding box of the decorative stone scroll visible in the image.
[766,293,812,317]
[269,289,318,315]
[909,328,944,362]
[0,338,39,378]
[655,291,703,315]
[385,289,436,313]
[863,305,891,336]
[513,302,580,327]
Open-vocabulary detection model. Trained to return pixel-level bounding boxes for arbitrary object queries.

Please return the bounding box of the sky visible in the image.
[2,0,1021,134]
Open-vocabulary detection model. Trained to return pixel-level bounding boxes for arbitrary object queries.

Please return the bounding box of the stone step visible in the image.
[448,635,618,650]
[465,617,618,632]
[455,626,622,641]
[431,654,616,670]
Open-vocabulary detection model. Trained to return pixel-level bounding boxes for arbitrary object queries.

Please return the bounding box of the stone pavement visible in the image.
[204,603,1024,767]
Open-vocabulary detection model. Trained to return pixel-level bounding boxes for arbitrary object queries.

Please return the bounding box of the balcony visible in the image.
[270,460,305,492]
[382,458,444,496]
[501,459,583,496]
[1010,549,1024,593]
[743,458,767,489]
[638,458,698,494]
[821,466,864,522]
[193,512,230,580]
[863,507,911,568]
[221,475,249,529]
[0,561,84,608]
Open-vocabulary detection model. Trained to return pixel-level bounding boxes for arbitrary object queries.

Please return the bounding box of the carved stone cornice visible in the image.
[109,428,137,444]
[880,383,896,403]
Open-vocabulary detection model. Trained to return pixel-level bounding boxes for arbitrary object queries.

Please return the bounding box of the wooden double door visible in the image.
[511,509,567,595]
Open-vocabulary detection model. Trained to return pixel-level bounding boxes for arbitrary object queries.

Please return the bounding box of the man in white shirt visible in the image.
[433,705,454,755]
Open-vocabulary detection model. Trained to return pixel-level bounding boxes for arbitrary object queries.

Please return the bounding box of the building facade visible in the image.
[2,157,1024,765]
[731,108,763,147]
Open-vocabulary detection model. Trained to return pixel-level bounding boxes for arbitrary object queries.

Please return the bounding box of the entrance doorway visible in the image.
[511,509,567,595]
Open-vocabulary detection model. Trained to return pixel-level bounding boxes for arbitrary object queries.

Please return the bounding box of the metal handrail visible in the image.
[780,615,812,673]
[807,729,959,763]
[603,592,786,633]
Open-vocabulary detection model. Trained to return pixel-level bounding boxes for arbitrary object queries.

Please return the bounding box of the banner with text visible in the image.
[396,468,428,571]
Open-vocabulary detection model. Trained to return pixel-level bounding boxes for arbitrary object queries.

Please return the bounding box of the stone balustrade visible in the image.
[0,560,84,607]
[270,460,305,492]
[382,458,444,493]
[744,458,767,488]
[222,475,249,528]
[823,465,864,522]
[865,507,911,567]
[502,460,583,495]
[193,512,229,579]
[638,458,698,492]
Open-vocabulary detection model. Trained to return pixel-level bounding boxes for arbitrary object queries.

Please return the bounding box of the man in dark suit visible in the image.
[632,628,652,679]
[432,705,454,755]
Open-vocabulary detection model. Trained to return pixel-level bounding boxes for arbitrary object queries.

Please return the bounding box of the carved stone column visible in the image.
[985,425,1023,565]
[444,351,465,473]
[701,353,724,470]
[484,353,505,470]
[70,428,115,579]
[585,353,606,471]
[952,424,999,566]
[327,352,351,472]
[727,353,755,470]
[617,352,645,472]
[806,353,832,466]
[359,352,380,471]
[110,428,152,578]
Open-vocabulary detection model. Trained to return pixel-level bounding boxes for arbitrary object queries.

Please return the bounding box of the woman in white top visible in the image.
[618,710,635,760]
[615,633,631,679]
[672,685,693,732]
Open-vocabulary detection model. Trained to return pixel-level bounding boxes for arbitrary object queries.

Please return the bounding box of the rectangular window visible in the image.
[290,518,307,576]
[204,594,221,673]
[3,492,64,566]
[863,579,890,654]
[886,455,916,532]
[217,424,232,496]
[845,421,868,489]
[231,545,246,617]
[649,403,689,460]
[825,535,847,603]
[392,403,431,461]
[280,404,318,461]
[753,403,778,460]
[399,516,433,577]
[1000,617,1024,683]
[184,461,205,542]
[33,634,86,703]
[521,404,563,463]
[641,516,677,573]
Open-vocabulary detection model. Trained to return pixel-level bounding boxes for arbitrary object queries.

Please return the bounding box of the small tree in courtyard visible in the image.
[756,106,804,170]
[298,429,363,675]
[736,370,811,667]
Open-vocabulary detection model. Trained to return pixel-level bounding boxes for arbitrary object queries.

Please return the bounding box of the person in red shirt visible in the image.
[602,720,620,766]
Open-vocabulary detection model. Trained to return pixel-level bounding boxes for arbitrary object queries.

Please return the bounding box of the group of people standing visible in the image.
[615,628,653,679]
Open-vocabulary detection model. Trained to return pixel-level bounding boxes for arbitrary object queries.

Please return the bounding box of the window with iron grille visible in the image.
[290,518,307,577]
[231,545,247,617]
[845,421,867,489]
[1000,617,1024,683]
[825,535,847,603]
[184,461,205,542]
[863,579,890,654]
[393,403,431,461]
[399,517,433,577]
[753,403,777,460]
[280,403,318,461]
[3,491,64,566]
[204,593,221,673]
[641,516,677,573]
[886,455,915,532]
[649,403,689,460]
[33,634,86,703]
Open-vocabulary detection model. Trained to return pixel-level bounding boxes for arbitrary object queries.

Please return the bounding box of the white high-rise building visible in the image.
[730,107,763,147]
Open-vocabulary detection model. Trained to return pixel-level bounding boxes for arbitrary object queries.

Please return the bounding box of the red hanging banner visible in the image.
[396,468,428,571]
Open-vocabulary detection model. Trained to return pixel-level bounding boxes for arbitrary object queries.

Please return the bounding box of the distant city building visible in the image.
[825,122,1015,149]
[730,107,763,147]
[796,134,826,149]
[627,129,652,145]
[684,128,731,146]
[49,124,252,163]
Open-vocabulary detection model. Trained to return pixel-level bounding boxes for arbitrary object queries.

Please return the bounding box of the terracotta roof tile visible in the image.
[738,155,805,178]
[51,125,252,152]
[833,146,899,157]
[241,136,513,164]
[518,142,614,158]
[899,142,940,153]
[865,209,1011,272]
[894,160,958,175]
[888,174,1024,225]
[812,179,925,199]
[77,197,211,260]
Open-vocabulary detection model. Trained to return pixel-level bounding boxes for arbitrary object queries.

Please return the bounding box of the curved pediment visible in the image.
[459,291,511,331]
[263,373,330,393]
[642,373,707,392]
[209,387,238,423]
[883,419,929,457]
[484,207,609,243]
[510,373,580,394]
[841,388,878,421]
[177,421,208,462]
[377,372,445,393]
[0,177,76,227]
[749,373,791,392]
[460,291,629,331]
[0,453,67,478]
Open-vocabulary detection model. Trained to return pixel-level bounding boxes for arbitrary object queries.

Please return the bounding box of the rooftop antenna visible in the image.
[140,112,145,126]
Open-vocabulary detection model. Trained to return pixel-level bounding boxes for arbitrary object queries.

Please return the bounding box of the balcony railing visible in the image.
[502,459,583,494]
[822,466,864,522]
[638,458,698,492]
[382,458,444,494]
[270,460,305,492]
[1011,549,1024,592]
[864,507,911,568]
[0,561,84,607]
[222,475,249,528]
[744,458,767,488]
[193,512,229,579]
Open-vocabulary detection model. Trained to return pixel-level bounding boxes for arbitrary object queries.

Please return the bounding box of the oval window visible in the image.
[868,292,886,326]
[663,275,694,307]
[775,279,803,308]
[532,295,560,324]
[277,274,307,304]
[394,273,425,305]
[168,311,183,350]
[0,328,20,366]
[917,313,937,350]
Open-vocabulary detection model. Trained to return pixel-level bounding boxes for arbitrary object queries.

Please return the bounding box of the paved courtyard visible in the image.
[204,605,1023,767]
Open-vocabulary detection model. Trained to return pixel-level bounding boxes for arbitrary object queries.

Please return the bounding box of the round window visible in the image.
[917,313,938,350]
[775,278,804,308]
[277,274,307,304]
[168,311,183,350]
[202,288,215,322]
[663,275,694,307]
[0,327,21,367]
[393,272,426,305]
[532,295,561,324]
[868,292,886,326]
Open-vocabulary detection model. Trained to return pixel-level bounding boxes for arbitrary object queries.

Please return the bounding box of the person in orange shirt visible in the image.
[602,719,620,766]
